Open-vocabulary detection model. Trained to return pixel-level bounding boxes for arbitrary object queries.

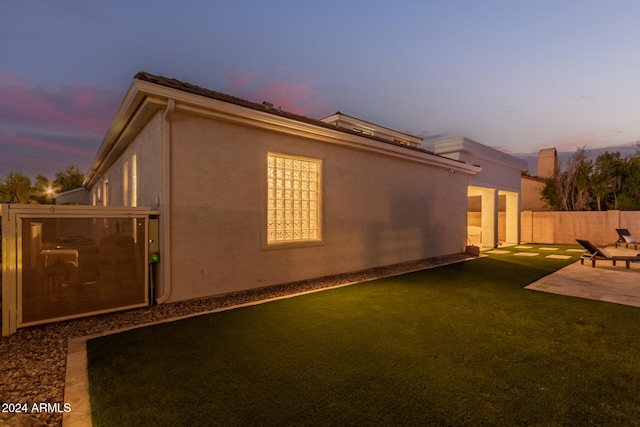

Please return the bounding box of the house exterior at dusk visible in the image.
[3,72,532,334]
[83,72,485,304]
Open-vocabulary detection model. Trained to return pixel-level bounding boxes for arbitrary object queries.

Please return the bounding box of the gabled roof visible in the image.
[85,72,481,187]
[135,72,429,154]
[521,174,547,183]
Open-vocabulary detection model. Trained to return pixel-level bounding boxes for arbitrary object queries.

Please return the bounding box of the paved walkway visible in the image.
[526,246,640,307]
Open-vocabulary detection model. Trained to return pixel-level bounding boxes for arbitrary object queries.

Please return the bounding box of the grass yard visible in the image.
[87,245,640,426]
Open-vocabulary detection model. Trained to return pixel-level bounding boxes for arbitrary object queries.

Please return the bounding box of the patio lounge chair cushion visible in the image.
[576,239,640,269]
[598,247,613,258]
[615,229,639,249]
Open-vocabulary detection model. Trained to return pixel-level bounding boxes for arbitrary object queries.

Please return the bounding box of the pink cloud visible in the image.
[71,87,99,107]
[226,69,260,95]
[546,131,603,153]
[225,69,330,117]
[527,129,612,155]
[0,127,99,178]
[0,72,120,134]
[0,72,119,177]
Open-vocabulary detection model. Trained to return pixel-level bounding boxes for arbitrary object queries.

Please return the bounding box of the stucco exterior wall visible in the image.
[521,210,640,245]
[90,112,163,209]
[166,113,469,301]
[132,112,164,209]
[469,161,522,193]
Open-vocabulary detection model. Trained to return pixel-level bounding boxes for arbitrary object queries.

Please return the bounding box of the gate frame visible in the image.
[2,204,159,336]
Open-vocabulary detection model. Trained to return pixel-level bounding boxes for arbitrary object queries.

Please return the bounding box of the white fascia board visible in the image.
[469,178,522,194]
[86,80,480,178]
[84,81,166,188]
[436,137,527,172]
[85,83,144,185]
[142,84,480,175]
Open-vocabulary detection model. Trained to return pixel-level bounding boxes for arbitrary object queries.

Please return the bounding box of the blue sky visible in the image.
[2,0,640,179]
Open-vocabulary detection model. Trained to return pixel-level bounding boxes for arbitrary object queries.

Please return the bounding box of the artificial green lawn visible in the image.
[87,245,640,426]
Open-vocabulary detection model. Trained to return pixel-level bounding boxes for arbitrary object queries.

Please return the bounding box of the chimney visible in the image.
[537,148,558,178]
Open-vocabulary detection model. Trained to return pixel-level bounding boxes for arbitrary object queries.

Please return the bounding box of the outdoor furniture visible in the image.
[576,239,640,269]
[615,229,638,250]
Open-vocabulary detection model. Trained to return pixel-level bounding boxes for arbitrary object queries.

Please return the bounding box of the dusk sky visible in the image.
[2,1,640,179]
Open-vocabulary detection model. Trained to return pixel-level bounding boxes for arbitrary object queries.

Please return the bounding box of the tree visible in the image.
[0,165,85,204]
[541,175,562,210]
[53,164,85,192]
[618,156,640,210]
[590,152,628,210]
[541,147,640,211]
[0,172,37,204]
[541,147,592,210]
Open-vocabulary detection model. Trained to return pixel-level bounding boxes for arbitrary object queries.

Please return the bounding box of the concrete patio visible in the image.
[526,246,640,307]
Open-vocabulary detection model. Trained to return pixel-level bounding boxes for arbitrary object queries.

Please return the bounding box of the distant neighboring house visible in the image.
[521,175,550,211]
[521,148,558,211]
[54,186,90,205]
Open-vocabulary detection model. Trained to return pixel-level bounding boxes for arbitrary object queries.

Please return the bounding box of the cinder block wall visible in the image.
[521,210,640,245]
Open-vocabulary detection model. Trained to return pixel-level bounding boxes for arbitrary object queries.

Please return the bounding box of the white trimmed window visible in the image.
[267,152,321,244]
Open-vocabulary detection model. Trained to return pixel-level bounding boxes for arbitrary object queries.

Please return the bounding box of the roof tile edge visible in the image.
[133,71,437,155]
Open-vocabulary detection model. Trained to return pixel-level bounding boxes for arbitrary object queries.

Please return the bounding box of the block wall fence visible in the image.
[520,210,640,246]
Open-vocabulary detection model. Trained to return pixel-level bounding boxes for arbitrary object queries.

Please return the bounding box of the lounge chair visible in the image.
[576,239,640,269]
[615,229,638,250]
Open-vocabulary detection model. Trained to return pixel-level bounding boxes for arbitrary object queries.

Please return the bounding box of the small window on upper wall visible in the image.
[102,179,109,206]
[123,161,129,206]
[352,127,374,136]
[266,152,321,245]
[131,154,137,207]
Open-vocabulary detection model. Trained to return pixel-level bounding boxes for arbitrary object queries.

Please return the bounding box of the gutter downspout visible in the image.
[155,98,174,304]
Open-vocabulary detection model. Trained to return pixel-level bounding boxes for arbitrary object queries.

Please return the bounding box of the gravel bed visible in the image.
[0,254,470,426]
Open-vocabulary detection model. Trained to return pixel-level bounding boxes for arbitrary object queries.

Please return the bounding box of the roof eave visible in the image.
[84,80,165,188]
[85,75,481,189]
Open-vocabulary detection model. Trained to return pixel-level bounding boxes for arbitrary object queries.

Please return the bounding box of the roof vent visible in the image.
[263,101,274,109]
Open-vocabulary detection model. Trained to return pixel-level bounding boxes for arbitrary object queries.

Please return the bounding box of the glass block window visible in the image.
[267,153,321,244]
